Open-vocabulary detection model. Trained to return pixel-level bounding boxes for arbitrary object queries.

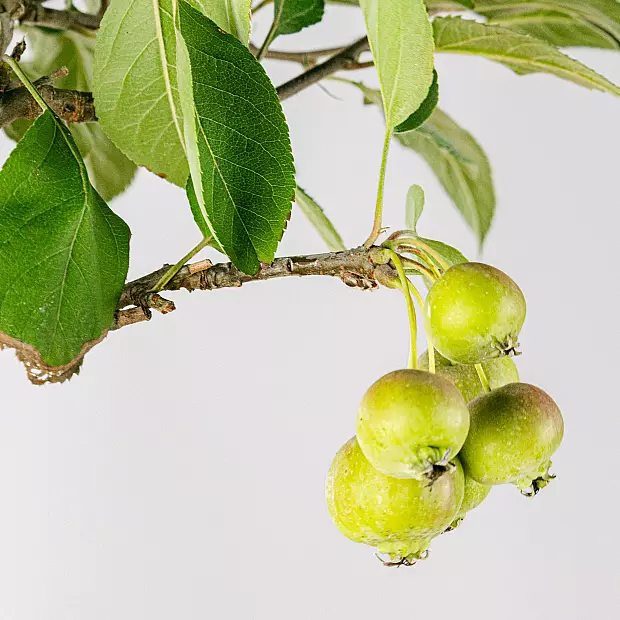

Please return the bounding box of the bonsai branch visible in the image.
[115,246,396,330]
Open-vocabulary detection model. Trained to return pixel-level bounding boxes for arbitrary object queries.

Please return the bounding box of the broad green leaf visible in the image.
[4,28,137,201]
[406,184,425,232]
[295,187,345,251]
[178,2,295,275]
[93,0,251,188]
[356,83,495,243]
[433,16,620,95]
[395,69,439,133]
[475,0,620,50]
[273,0,325,37]
[398,108,496,243]
[359,0,435,128]
[0,111,130,372]
[93,0,189,186]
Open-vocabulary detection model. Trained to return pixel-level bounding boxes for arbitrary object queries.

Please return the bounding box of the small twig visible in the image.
[115,246,395,330]
[249,42,348,64]
[276,37,370,101]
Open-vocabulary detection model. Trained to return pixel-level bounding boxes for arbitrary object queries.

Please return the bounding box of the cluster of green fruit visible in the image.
[326,262,564,566]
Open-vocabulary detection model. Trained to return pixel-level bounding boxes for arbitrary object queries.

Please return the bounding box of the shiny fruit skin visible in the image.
[356,370,470,479]
[326,437,465,560]
[425,262,526,364]
[460,383,564,492]
[419,349,519,403]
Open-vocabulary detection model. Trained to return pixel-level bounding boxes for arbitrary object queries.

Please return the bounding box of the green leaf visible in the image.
[273,0,325,37]
[356,83,495,244]
[93,0,189,186]
[178,2,296,275]
[474,0,620,50]
[398,108,495,244]
[4,28,137,200]
[0,111,130,373]
[359,0,435,128]
[202,0,252,43]
[295,187,345,251]
[93,0,251,188]
[394,69,439,133]
[433,16,620,95]
[406,184,425,233]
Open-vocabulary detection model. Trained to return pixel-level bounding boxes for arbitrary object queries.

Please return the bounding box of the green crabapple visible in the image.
[419,349,519,403]
[326,437,465,564]
[424,262,526,365]
[356,369,470,480]
[460,383,564,495]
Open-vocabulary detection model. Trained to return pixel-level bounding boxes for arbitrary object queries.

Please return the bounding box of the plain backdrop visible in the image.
[1,5,619,619]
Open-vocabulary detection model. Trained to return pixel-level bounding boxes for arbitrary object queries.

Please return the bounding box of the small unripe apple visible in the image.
[460,383,564,494]
[356,369,469,480]
[326,437,465,563]
[425,262,526,364]
[419,349,519,403]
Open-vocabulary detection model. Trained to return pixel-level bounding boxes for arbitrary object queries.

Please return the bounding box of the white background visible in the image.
[1,5,619,619]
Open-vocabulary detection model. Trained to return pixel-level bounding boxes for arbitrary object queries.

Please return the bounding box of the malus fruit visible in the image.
[424,262,526,364]
[460,383,564,494]
[326,437,464,563]
[356,370,470,480]
[419,349,519,403]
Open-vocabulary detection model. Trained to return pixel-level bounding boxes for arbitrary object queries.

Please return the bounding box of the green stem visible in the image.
[363,127,392,248]
[406,279,434,374]
[152,236,212,293]
[3,55,47,112]
[256,7,282,61]
[475,364,491,393]
[393,236,450,272]
[385,248,417,370]
[427,345,436,374]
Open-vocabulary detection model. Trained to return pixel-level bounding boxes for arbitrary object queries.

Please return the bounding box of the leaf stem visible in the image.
[427,345,436,374]
[475,364,491,393]
[385,248,417,370]
[364,126,392,248]
[256,9,282,61]
[405,279,434,373]
[2,55,48,112]
[152,236,213,293]
[390,235,451,272]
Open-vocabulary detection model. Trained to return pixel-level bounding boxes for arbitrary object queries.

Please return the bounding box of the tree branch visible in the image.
[0,82,95,126]
[115,246,396,330]
[276,36,370,101]
[16,1,102,31]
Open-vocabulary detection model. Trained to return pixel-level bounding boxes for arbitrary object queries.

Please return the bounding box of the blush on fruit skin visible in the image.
[460,383,564,494]
[326,437,465,563]
[356,369,470,480]
[419,349,519,403]
[424,262,526,365]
